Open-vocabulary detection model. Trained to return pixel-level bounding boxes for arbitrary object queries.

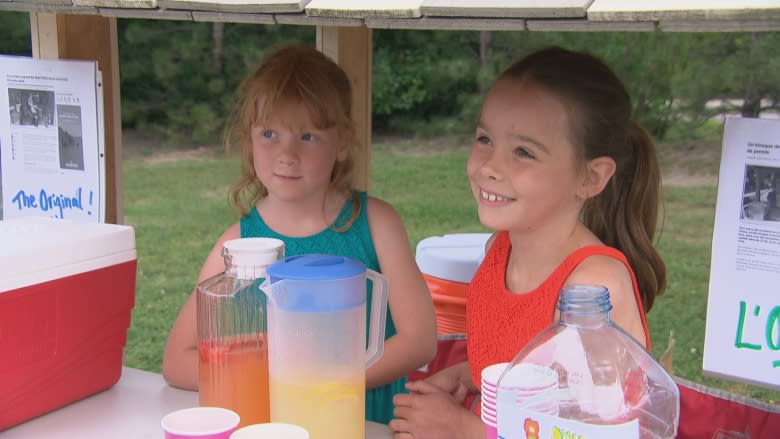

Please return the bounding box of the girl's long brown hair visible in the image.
[500,47,667,311]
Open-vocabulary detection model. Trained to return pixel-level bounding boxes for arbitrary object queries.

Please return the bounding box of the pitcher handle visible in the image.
[365,269,388,368]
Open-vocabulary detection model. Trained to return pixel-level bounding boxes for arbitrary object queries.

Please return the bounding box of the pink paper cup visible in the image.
[230,423,309,439]
[481,413,497,426]
[161,407,240,439]
[484,422,498,439]
[481,388,497,401]
[481,404,496,416]
[480,412,498,425]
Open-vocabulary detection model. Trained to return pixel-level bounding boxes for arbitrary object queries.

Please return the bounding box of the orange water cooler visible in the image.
[0,217,137,430]
[410,233,490,382]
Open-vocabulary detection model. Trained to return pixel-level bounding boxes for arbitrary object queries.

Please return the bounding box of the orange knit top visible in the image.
[466,231,651,390]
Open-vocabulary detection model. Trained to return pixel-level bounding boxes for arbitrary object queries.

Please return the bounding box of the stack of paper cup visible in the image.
[499,363,559,416]
[480,362,509,439]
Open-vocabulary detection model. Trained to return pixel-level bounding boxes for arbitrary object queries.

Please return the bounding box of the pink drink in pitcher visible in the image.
[199,336,270,427]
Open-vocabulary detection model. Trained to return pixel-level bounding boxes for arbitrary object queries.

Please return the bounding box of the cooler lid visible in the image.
[415,233,491,283]
[0,217,136,291]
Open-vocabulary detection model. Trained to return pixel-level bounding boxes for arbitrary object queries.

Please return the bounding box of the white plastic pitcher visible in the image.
[259,254,388,439]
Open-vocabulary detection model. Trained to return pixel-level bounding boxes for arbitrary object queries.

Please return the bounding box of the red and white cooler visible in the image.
[409,233,490,384]
[415,232,490,336]
[0,216,137,430]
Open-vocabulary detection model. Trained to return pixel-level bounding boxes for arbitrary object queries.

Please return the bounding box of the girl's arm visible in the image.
[565,255,647,348]
[162,223,241,389]
[365,197,438,388]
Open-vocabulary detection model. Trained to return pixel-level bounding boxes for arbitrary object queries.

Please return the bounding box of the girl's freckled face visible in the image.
[250,100,345,203]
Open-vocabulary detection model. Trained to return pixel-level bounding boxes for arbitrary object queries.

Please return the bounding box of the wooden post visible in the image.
[29,13,123,224]
[317,26,372,191]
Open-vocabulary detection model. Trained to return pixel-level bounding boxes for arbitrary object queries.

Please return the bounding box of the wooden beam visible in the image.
[29,13,124,224]
[317,26,373,191]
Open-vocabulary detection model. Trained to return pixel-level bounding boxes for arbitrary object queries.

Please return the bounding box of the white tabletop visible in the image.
[3,367,393,439]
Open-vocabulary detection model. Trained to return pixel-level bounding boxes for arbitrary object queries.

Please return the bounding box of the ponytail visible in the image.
[583,121,666,311]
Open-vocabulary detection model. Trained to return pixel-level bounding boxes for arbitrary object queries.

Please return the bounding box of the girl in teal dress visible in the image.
[162,44,437,424]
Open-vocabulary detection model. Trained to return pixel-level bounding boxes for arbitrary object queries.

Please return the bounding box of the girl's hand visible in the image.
[411,369,469,404]
[422,361,479,398]
[390,380,473,439]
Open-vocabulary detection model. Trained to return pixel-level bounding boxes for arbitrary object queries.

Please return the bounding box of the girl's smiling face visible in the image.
[467,79,585,233]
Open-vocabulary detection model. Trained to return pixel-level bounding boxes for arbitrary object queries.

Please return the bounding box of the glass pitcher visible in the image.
[197,237,284,427]
[260,254,388,439]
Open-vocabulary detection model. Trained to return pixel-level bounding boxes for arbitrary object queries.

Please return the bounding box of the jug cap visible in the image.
[223,237,285,279]
[266,254,366,280]
[264,254,368,312]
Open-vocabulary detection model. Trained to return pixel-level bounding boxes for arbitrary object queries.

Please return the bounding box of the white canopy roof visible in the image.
[1,0,779,31]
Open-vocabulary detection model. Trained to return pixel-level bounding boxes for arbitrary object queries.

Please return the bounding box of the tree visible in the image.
[372,29,481,135]
[0,11,31,56]
[672,32,780,128]
[212,22,225,74]
[118,19,312,144]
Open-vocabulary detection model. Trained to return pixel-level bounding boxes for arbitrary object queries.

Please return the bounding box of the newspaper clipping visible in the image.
[0,55,103,222]
[704,116,780,390]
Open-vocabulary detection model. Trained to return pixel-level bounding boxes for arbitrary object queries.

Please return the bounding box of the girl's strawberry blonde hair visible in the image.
[225,44,360,228]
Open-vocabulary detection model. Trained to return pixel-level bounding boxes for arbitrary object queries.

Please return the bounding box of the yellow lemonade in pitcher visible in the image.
[270,374,365,439]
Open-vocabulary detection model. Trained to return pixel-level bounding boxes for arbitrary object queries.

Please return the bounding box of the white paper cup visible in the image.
[230,423,309,439]
[481,362,510,388]
[161,407,240,439]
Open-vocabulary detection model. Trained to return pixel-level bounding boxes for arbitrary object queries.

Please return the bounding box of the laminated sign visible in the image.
[704,116,780,390]
[0,55,104,223]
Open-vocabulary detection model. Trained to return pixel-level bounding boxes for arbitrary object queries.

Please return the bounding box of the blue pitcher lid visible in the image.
[266,254,366,281]
[264,254,368,312]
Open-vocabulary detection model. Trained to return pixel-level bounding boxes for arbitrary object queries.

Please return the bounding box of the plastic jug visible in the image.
[197,237,285,427]
[495,284,679,439]
[260,254,388,439]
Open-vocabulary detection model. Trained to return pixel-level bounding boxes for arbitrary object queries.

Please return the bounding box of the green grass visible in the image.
[123,151,237,369]
[122,141,778,404]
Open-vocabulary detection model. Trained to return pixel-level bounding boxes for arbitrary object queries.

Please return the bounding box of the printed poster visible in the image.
[703,116,780,390]
[0,55,104,223]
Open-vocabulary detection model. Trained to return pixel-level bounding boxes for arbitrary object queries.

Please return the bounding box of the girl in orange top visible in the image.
[390,46,666,439]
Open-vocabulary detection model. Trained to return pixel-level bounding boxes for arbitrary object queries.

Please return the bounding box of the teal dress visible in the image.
[240,191,404,424]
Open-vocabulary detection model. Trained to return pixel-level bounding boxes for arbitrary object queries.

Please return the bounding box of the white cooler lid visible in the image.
[415,233,491,283]
[0,217,136,292]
